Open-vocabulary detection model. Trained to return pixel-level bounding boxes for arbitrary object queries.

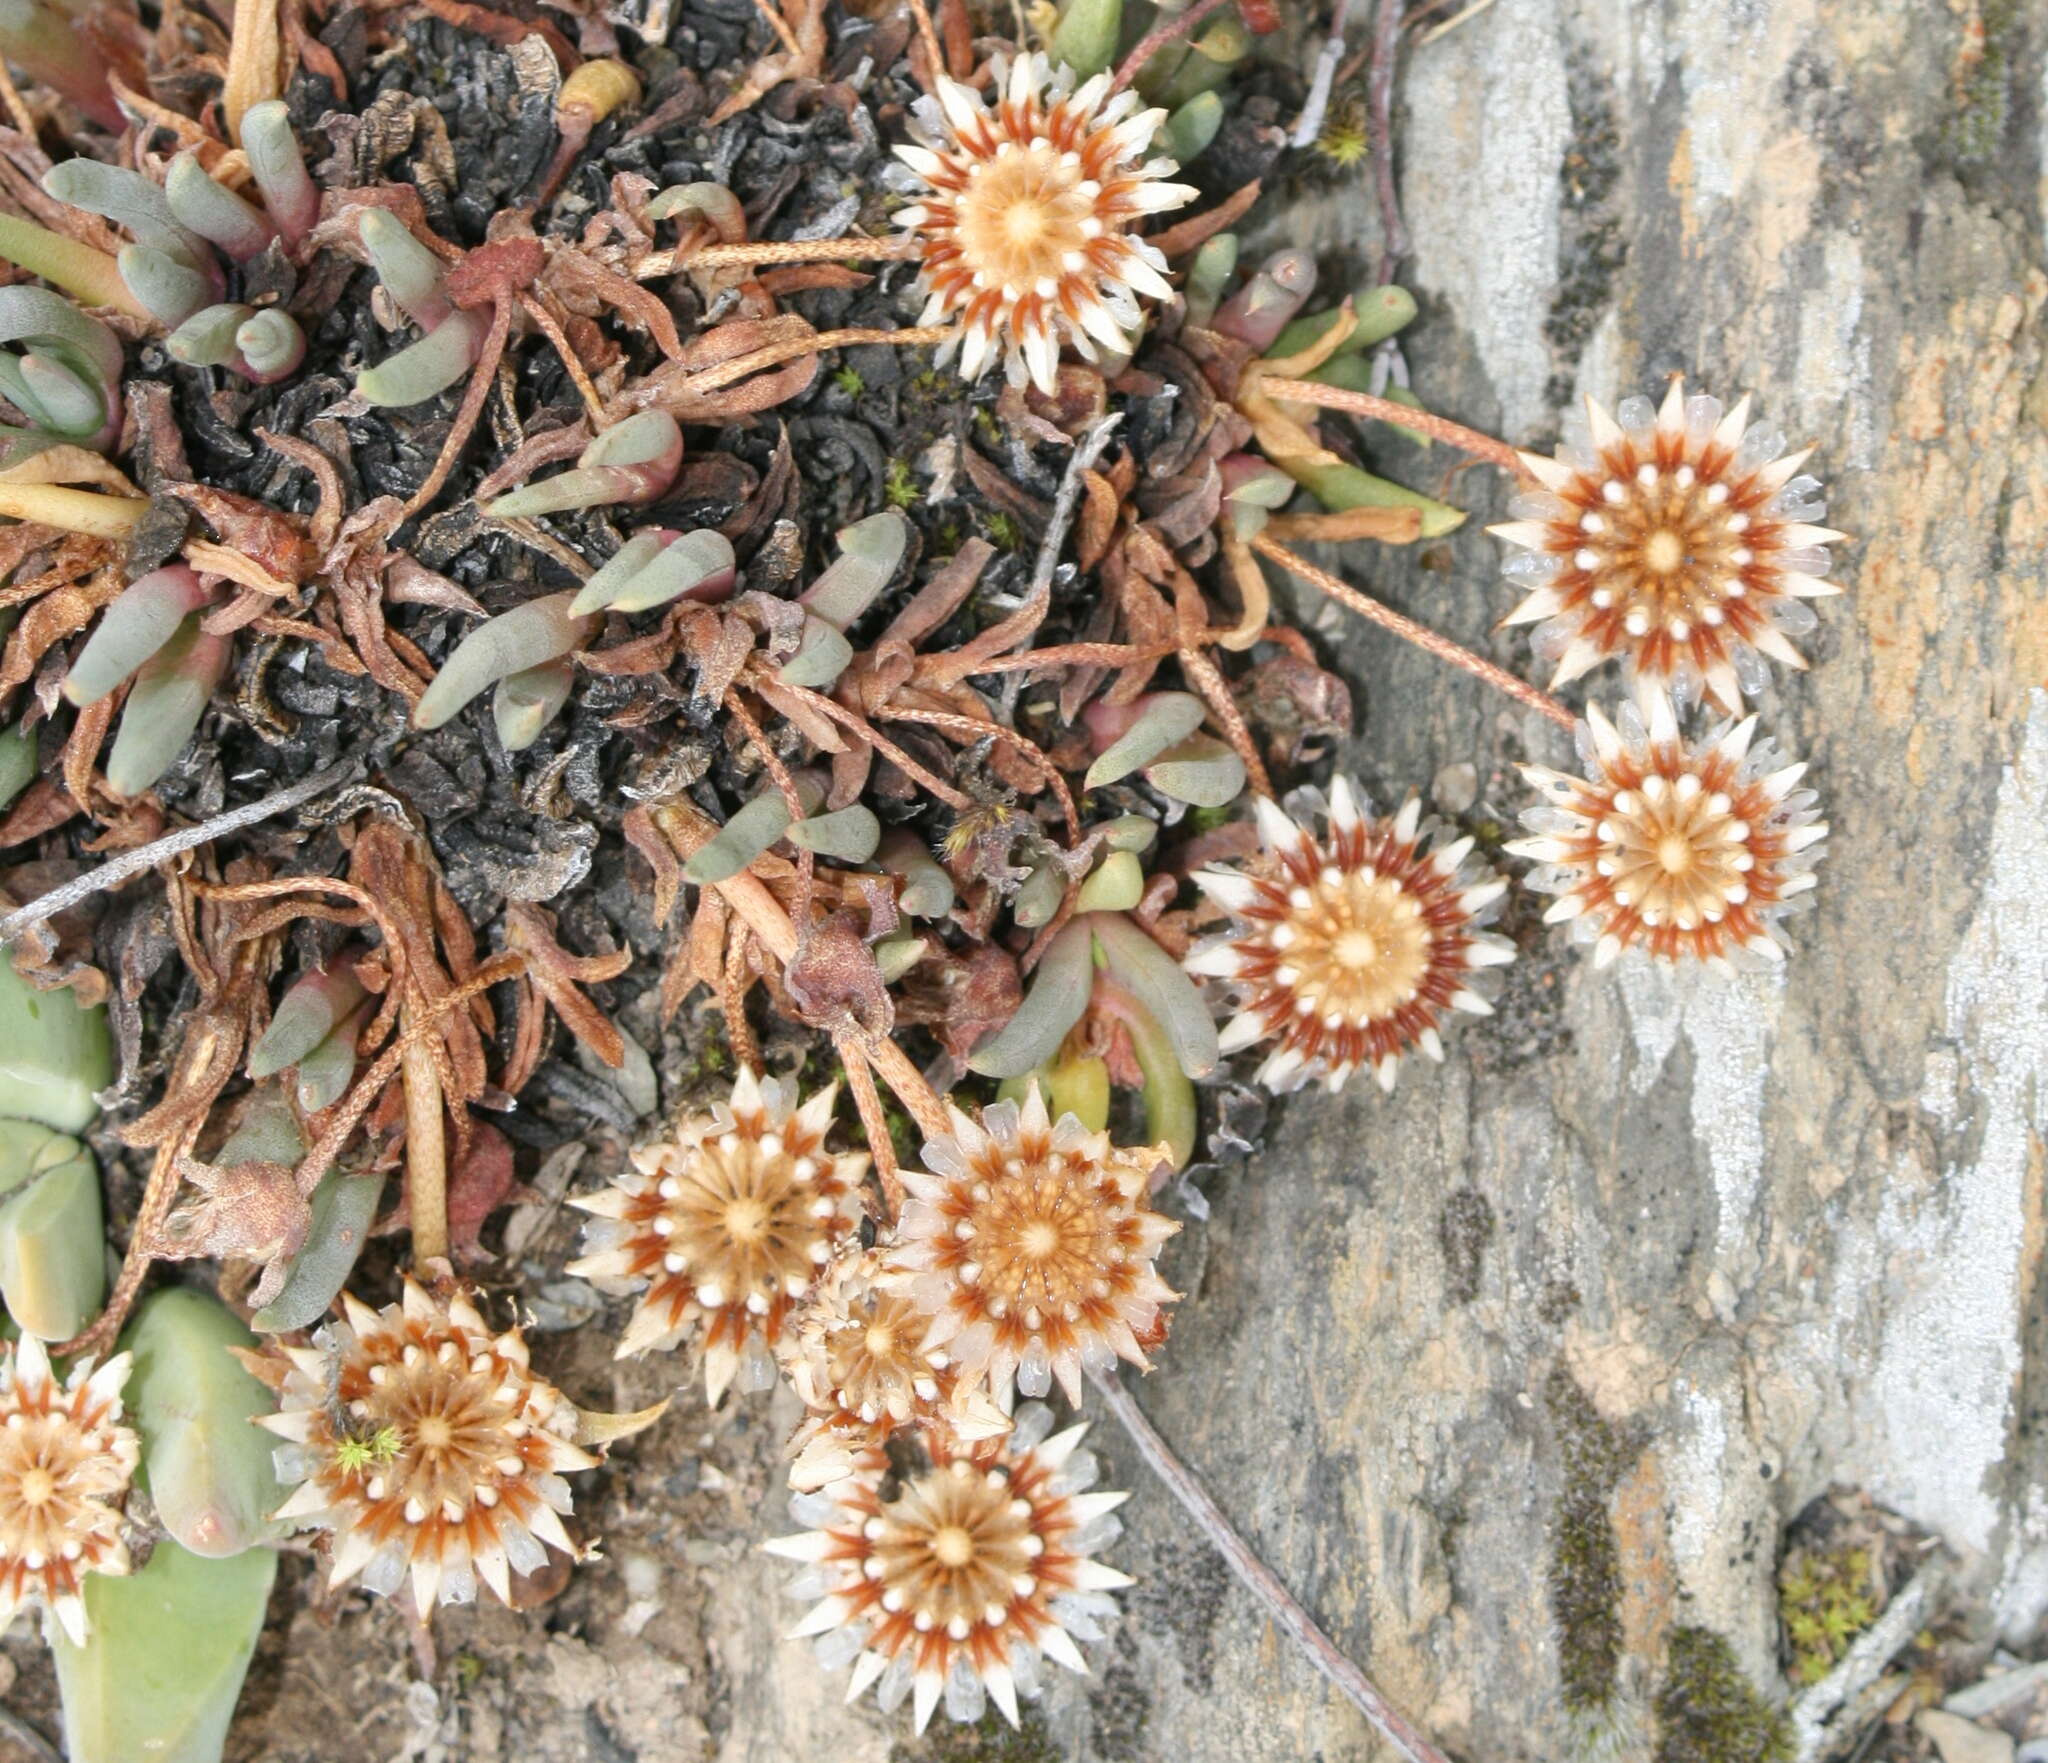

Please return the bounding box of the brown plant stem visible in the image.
[1257,375,1526,475]
[402,1023,449,1265]
[636,235,920,278]
[1088,1368,1456,1763]
[1251,533,1576,731]
[836,1035,906,1218]
[706,869,953,1144]
[1109,0,1234,93]
[1177,638,1273,799]
[746,0,804,56]
[674,324,957,402]
[1367,0,1410,284]
[0,761,354,947]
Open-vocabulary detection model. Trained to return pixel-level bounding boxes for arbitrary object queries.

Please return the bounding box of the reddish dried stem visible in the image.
[836,1035,906,1220]
[637,237,920,277]
[1110,0,1235,93]
[1251,534,1576,731]
[1257,375,1525,474]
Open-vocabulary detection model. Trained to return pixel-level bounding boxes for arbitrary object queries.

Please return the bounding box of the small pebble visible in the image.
[1432,760,1479,815]
[1918,1710,2015,1763]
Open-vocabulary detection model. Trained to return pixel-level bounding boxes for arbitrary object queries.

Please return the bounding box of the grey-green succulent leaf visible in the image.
[578,527,733,615]
[798,509,909,630]
[1075,848,1146,912]
[0,1119,104,1342]
[783,802,881,862]
[412,592,593,730]
[251,1169,383,1335]
[966,915,1094,1079]
[247,962,367,1079]
[0,957,112,1133]
[1143,733,1247,807]
[1160,91,1224,164]
[776,614,854,690]
[164,153,275,262]
[1012,858,1066,930]
[239,103,318,244]
[0,718,32,811]
[680,786,797,885]
[357,207,452,328]
[1087,910,1219,1079]
[493,657,576,752]
[49,1537,276,1763]
[1085,692,1206,788]
[122,1287,283,1559]
[116,243,215,328]
[45,159,212,269]
[166,303,256,370]
[105,616,228,797]
[64,566,211,706]
[1049,0,1122,77]
[877,829,955,919]
[356,310,484,408]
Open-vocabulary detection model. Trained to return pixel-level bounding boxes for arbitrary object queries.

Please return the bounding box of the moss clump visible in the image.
[831,364,867,397]
[1944,0,2017,164]
[1654,1628,1792,1763]
[1546,1368,1636,1713]
[884,457,920,509]
[1438,1187,1494,1305]
[1778,1542,1880,1685]
[984,510,1026,553]
[889,1709,1062,1763]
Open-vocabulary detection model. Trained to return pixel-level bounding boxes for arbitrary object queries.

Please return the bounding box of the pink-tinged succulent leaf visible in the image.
[105,616,228,797]
[356,208,451,328]
[248,961,368,1079]
[412,591,594,730]
[233,308,303,382]
[240,102,319,245]
[63,565,211,706]
[1212,248,1317,350]
[164,152,276,261]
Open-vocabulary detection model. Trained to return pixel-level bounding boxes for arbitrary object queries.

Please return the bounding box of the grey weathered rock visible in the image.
[715,2,2048,1758]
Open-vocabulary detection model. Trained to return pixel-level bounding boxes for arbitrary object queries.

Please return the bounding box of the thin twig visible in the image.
[1031,413,1123,600]
[0,761,354,947]
[1257,375,1525,475]
[1088,1368,1456,1763]
[1290,0,1358,147]
[1110,0,1234,94]
[1367,0,1409,283]
[1416,0,1503,47]
[836,1034,906,1219]
[1251,534,1576,731]
[636,235,920,278]
[671,325,957,402]
[903,0,947,93]
[745,0,804,56]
